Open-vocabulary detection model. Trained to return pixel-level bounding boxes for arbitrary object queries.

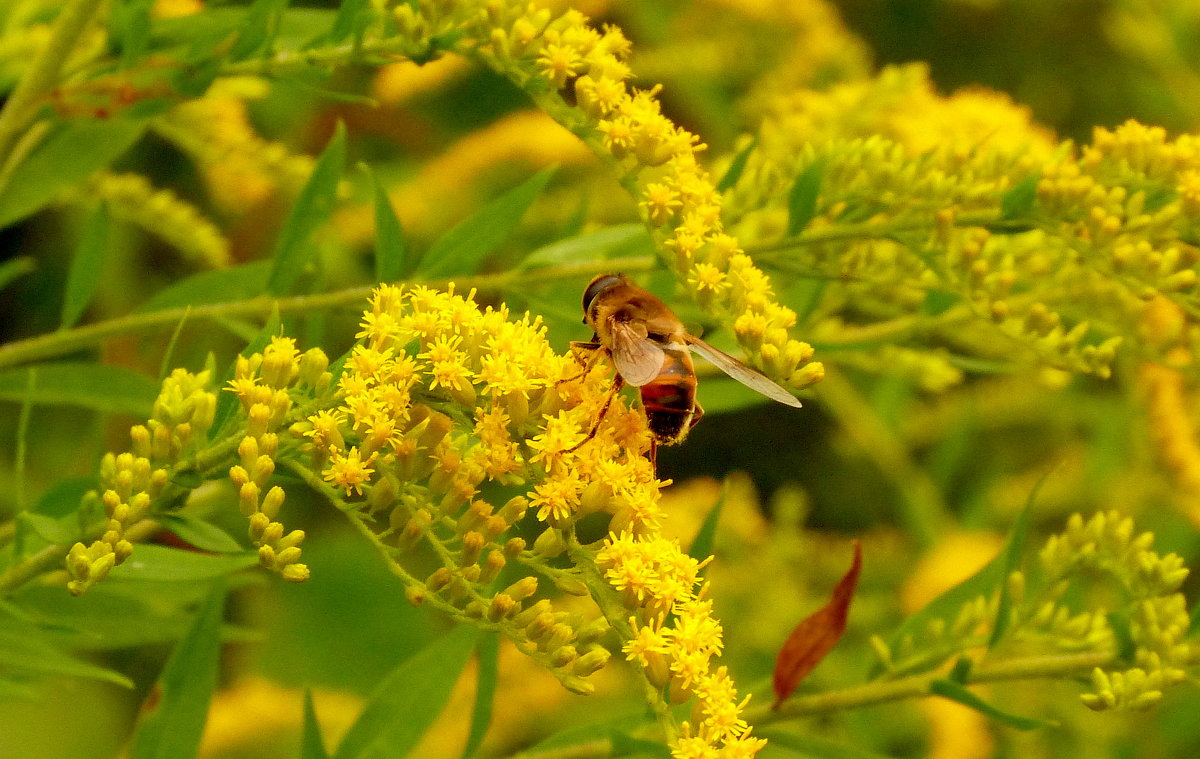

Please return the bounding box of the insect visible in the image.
[571,273,801,460]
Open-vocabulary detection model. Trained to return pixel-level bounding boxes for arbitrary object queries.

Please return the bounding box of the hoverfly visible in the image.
[570,273,801,460]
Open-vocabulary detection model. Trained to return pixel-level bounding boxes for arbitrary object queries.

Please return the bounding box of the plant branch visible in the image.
[0,257,655,370]
[746,649,1113,724]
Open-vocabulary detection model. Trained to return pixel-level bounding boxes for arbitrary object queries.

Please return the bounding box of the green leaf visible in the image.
[460,634,498,759]
[1000,173,1040,221]
[417,167,558,279]
[786,158,825,238]
[687,486,725,563]
[0,118,147,229]
[112,0,154,66]
[302,689,332,759]
[266,122,346,295]
[0,363,157,415]
[716,137,757,193]
[757,728,899,759]
[0,256,35,292]
[882,476,1040,667]
[929,679,1057,730]
[0,606,134,688]
[208,305,282,440]
[327,0,370,44]
[158,307,193,381]
[158,514,244,554]
[333,625,479,759]
[229,0,290,61]
[609,733,671,757]
[113,545,258,582]
[138,261,272,312]
[371,171,409,283]
[60,202,112,329]
[516,223,653,272]
[16,511,82,545]
[130,582,227,759]
[1107,609,1137,664]
[986,475,1041,648]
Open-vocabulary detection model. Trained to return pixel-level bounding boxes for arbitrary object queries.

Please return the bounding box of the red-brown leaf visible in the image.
[772,540,862,709]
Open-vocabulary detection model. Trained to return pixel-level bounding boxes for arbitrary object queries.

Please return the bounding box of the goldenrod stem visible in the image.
[0,257,656,370]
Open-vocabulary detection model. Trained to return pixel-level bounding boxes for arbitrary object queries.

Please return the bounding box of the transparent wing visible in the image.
[686,336,802,407]
[608,321,666,386]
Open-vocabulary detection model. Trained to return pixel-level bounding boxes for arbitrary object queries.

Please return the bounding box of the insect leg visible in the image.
[565,375,624,453]
[558,340,603,385]
[688,400,705,429]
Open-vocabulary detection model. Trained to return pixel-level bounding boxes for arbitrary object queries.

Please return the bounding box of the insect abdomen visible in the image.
[639,344,696,445]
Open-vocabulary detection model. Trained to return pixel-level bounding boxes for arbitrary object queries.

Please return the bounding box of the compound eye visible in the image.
[582,273,624,314]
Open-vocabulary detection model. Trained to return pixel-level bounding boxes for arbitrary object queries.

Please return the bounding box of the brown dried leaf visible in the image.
[772,540,862,709]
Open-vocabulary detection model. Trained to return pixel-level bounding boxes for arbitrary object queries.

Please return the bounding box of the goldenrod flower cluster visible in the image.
[449,1,824,392]
[86,171,231,269]
[288,284,644,692]
[714,61,1200,380]
[153,78,316,214]
[226,336,328,582]
[870,509,1199,711]
[66,369,217,595]
[1039,511,1195,711]
[599,533,767,758]
[271,284,760,753]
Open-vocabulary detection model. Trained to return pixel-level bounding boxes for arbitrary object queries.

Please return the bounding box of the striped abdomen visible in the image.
[639,342,697,445]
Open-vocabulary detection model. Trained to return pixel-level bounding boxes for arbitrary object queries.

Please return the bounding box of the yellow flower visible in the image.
[323,446,376,495]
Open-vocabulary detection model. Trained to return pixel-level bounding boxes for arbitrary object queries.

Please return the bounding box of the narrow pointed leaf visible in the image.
[716,137,757,193]
[929,679,1057,730]
[129,582,227,759]
[0,363,157,415]
[371,172,409,282]
[266,123,346,295]
[113,545,258,582]
[0,256,35,292]
[0,119,146,229]
[138,261,271,312]
[1000,173,1040,221]
[61,203,111,329]
[158,514,244,554]
[758,729,899,759]
[516,223,652,271]
[687,487,725,563]
[772,541,862,708]
[416,167,557,279]
[328,0,370,43]
[986,475,1040,648]
[786,158,825,237]
[334,626,479,759]
[459,634,499,759]
[229,0,290,60]
[301,689,332,759]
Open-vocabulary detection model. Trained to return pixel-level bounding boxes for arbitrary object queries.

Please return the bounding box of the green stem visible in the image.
[0,0,106,197]
[748,650,1112,724]
[0,257,655,370]
[744,211,1015,255]
[0,518,159,595]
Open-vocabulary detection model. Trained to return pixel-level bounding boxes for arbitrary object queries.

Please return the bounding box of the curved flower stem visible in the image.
[0,256,655,371]
[746,650,1113,725]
